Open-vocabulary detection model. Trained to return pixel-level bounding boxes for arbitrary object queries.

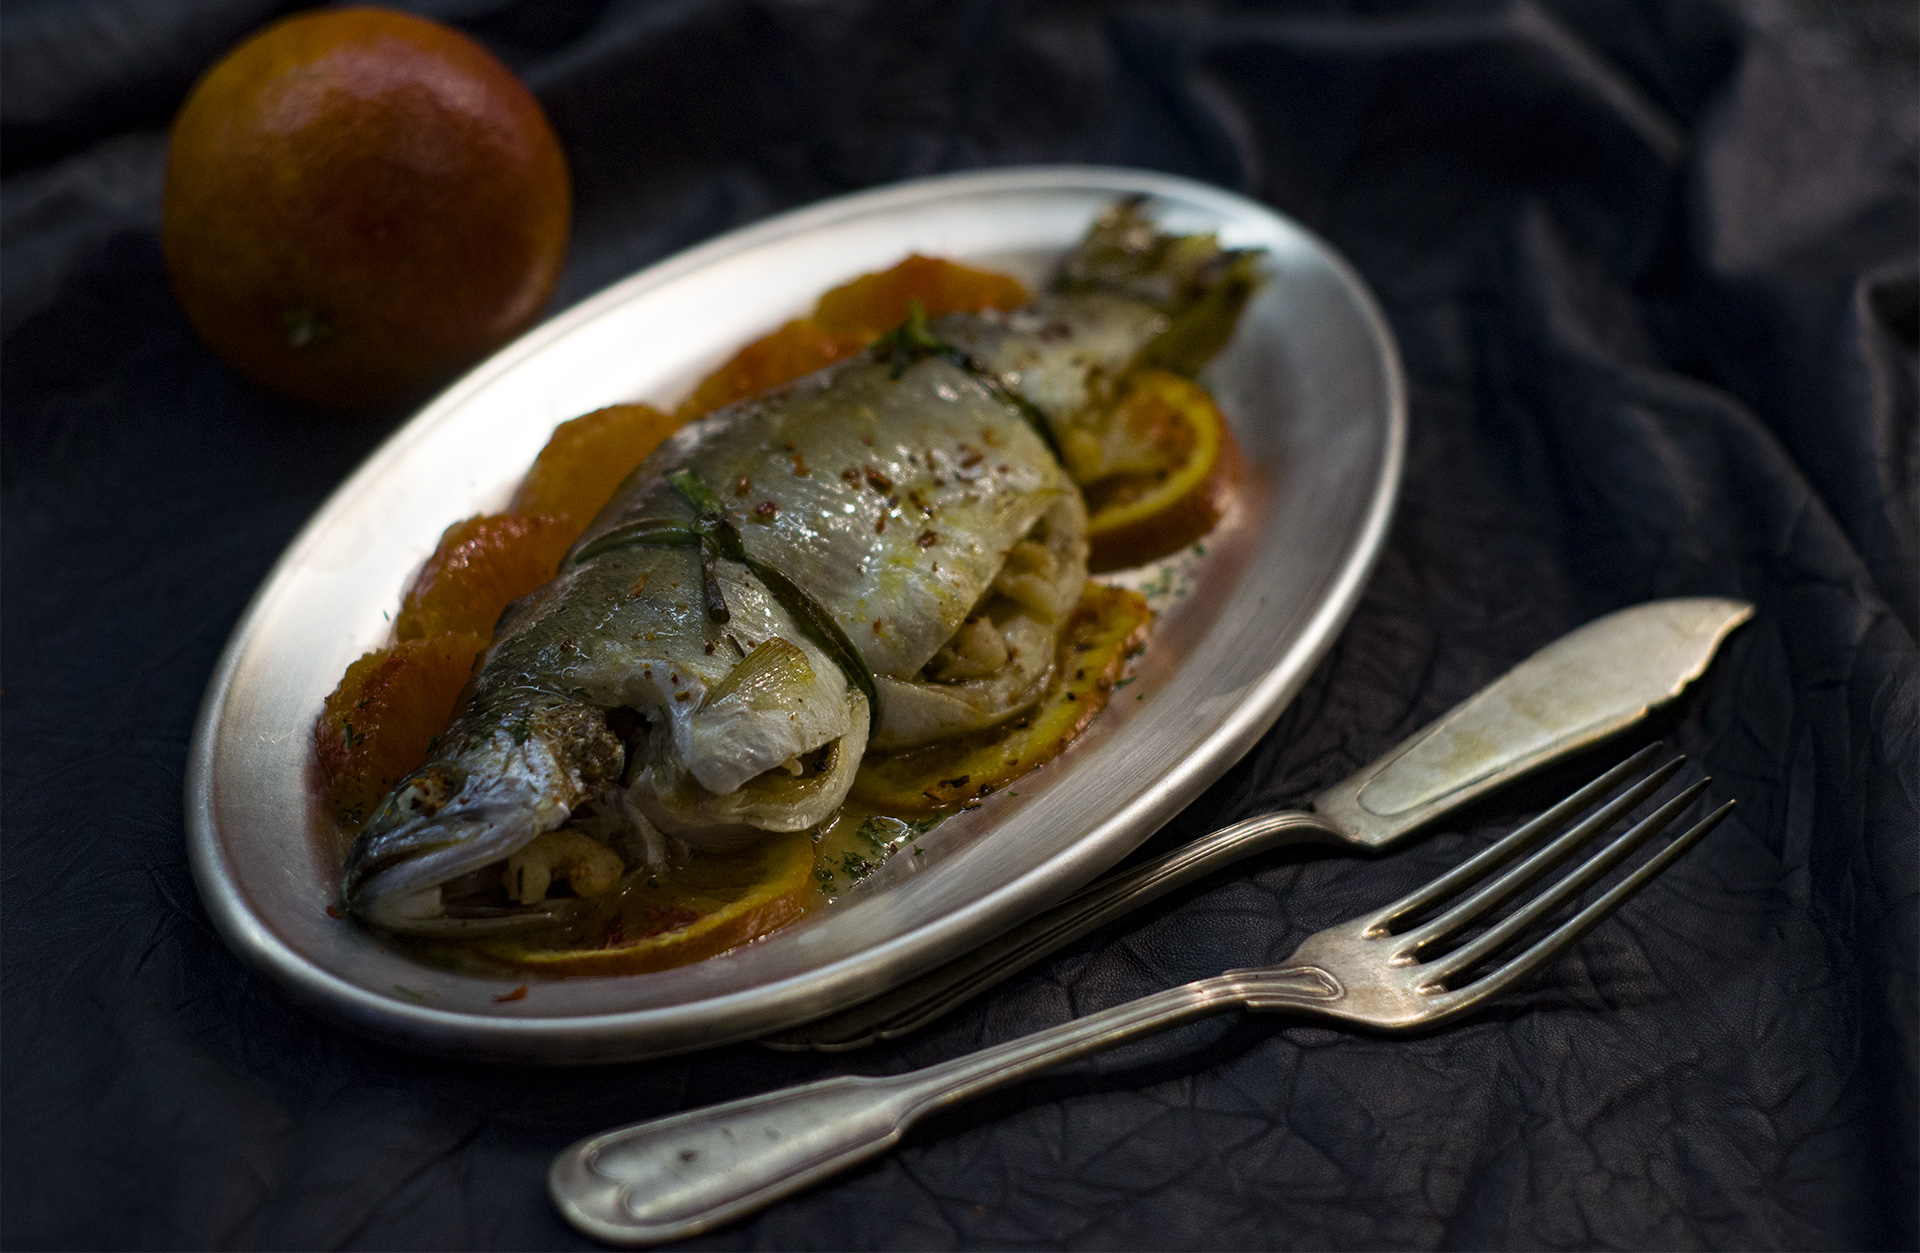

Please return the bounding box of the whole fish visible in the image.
[344,201,1261,935]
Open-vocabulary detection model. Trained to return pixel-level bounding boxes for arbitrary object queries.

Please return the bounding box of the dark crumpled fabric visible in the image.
[3,0,1914,1246]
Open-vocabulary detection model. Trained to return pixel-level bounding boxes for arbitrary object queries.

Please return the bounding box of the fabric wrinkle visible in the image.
[2,0,1913,1248]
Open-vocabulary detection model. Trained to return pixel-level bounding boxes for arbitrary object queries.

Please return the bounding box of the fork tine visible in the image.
[1416,778,1711,985]
[1394,757,1686,953]
[1425,798,1734,1010]
[1369,744,1663,935]
[1375,747,1677,940]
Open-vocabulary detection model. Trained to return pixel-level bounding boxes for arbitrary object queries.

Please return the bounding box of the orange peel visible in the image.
[394,513,574,642]
[813,253,1028,339]
[676,255,1030,421]
[510,403,683,543]
[316,633,488,829]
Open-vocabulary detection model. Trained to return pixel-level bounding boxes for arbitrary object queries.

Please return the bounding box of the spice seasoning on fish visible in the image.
[335,200,1259,957]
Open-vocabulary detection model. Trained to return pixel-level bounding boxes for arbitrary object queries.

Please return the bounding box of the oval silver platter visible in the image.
[184,166,1405,1064]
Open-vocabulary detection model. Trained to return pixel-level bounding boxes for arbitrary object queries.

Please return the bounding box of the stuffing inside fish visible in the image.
[342,200,1260,936]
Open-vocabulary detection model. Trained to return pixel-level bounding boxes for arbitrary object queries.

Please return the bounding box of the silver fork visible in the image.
[551,750,1733,1247]
[764,596,1753,1051]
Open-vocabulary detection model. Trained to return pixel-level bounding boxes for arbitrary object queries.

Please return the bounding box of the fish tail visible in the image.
[1055,197,1264,375]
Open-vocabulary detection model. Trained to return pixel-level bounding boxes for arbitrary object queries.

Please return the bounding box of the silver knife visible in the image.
[761,596,1753,1051]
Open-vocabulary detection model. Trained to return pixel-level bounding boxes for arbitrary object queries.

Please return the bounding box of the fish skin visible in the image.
[932,293,1168,431]
[589,353,1074,681]
[343,203,1260,934]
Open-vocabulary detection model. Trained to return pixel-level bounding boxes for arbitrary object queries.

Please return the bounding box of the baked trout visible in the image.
[343,201,1260,934]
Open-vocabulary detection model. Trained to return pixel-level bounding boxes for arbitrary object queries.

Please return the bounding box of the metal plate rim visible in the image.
[184,165,1405,1064]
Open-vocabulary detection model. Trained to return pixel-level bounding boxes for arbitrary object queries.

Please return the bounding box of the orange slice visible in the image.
[851,584,1153,815]
[393,513,574,641]
[510,403,683,543]
[1074,371,1239,573]
[813,253,1028,340]
[675,318,866,421]
[676,255,1031,421]
[475,831,817,976]
[316,633,488,829]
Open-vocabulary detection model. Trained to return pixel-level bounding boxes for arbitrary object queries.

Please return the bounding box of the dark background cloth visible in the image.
[3,0,1915,1247]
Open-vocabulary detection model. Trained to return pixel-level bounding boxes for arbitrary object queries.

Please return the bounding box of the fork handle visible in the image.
[552,977,1250,1246]
[758,810,1343,1051]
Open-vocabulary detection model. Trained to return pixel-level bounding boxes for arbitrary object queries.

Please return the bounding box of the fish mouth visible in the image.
[346,779,655,938]
[358,882,587,936]
[344,784,585,935]
[342,703,629,937]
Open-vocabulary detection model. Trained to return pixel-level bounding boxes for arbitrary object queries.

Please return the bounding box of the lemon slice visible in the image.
[1075,371,1238,572]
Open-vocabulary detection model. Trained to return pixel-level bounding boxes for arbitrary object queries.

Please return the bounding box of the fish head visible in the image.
[341,697,624,934]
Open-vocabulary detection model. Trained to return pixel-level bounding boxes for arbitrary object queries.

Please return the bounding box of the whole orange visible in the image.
[162,7,570,407]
